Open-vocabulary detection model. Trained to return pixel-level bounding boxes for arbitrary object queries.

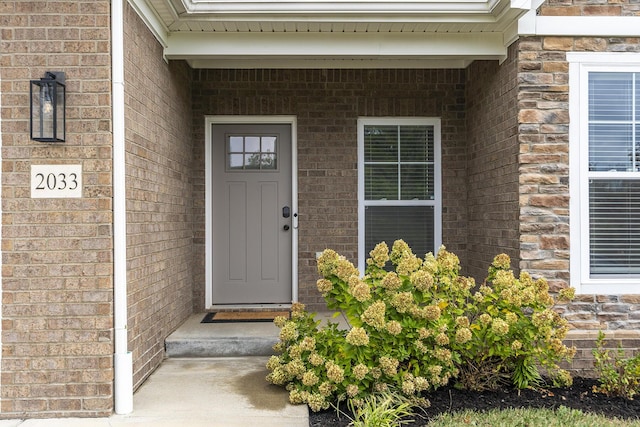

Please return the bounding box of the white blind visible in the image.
[363,124,435,257]
[365,206,435,259]
[589,180,640,274]
[588,72,637,172]
[588,72,640,275]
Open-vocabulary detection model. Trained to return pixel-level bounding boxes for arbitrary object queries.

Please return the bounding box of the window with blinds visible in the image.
[588,72,640,276]
[358,119,441,268]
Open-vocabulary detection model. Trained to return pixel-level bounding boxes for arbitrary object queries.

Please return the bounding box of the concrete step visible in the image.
[165,312,349,358]
[165,314,280,357]
[166,336,278,358]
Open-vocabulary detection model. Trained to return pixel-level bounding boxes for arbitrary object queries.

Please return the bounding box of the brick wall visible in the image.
[0,1,114,417]
[562,330,640,378]
[124,5,195,389]
[192,69,468,310]
[465,43,521,281]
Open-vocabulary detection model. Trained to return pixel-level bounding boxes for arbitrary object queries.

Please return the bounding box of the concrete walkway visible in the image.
[0,312,347,426]
[0,357,308,427]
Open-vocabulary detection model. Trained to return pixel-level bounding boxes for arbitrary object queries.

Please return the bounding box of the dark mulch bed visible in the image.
[309,377,640,426]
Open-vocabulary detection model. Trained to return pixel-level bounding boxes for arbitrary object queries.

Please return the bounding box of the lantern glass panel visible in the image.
[30,75,65,142]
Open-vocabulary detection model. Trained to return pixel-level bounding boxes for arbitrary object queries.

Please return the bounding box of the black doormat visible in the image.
[201,311,290,323]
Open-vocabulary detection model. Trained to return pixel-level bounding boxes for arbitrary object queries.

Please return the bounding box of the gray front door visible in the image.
[212,124,292,304]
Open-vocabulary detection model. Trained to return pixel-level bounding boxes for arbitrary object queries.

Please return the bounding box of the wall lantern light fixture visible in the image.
[30,71,66,142]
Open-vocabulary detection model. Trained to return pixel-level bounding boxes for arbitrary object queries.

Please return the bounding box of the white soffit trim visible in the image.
[132,0,536,68]
[164,31,507,68]
[521,16,640,37]
[187,58,477,69]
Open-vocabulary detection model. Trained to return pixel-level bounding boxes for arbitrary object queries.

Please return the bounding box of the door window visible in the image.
[227,134,278,171]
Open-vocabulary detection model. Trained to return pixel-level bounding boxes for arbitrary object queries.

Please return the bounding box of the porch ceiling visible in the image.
[130,0,542,68]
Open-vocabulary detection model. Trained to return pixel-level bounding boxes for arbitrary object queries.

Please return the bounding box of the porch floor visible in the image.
[165,311,349,358]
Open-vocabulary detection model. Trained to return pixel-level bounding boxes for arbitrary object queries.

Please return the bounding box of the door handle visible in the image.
[282,206,290,218]
[283,224,290,231]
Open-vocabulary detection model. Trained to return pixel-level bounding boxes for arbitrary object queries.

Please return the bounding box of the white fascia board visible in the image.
[492,0,532,21]
[517,8,537,36]
[165,31,506,60]
[128,0,170,47]
[521,16,640,37]
[509,0,531,9]
[518,0,545,10]
[184,0,515,15]
[504,18,519,47]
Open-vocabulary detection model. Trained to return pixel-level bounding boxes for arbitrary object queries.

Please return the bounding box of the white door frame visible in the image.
[205,115,298,309]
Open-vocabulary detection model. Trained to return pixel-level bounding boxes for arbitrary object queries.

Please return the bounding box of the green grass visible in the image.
[426,406,640,427]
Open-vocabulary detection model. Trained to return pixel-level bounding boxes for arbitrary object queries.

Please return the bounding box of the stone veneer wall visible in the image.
[465,43,521,281]
[191,69,469,310]
[539,0,640,16]
[0,1,114,417]
[518,0,640,376]
[519,1,640,332]
[123,5,195,389]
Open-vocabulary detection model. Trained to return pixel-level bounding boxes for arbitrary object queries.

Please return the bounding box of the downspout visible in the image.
[0,69,4,407]
[112,0,133,415]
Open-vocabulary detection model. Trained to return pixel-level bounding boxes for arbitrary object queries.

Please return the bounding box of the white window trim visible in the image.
[568,52,640,294]
[357,117,442,273]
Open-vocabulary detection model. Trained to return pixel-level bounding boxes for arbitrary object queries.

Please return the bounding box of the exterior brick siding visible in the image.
[561,330,640,378]
[465,43,521,281]
[123,5,195,390]
[2,0,640,416]
[0,2,196,416]
[0,1,114,417]
[192,69,469,310]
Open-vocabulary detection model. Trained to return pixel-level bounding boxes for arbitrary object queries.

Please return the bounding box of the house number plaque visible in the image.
[31,165,82,198]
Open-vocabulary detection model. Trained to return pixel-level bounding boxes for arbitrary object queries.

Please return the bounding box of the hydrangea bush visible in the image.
[266,240,576,411]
